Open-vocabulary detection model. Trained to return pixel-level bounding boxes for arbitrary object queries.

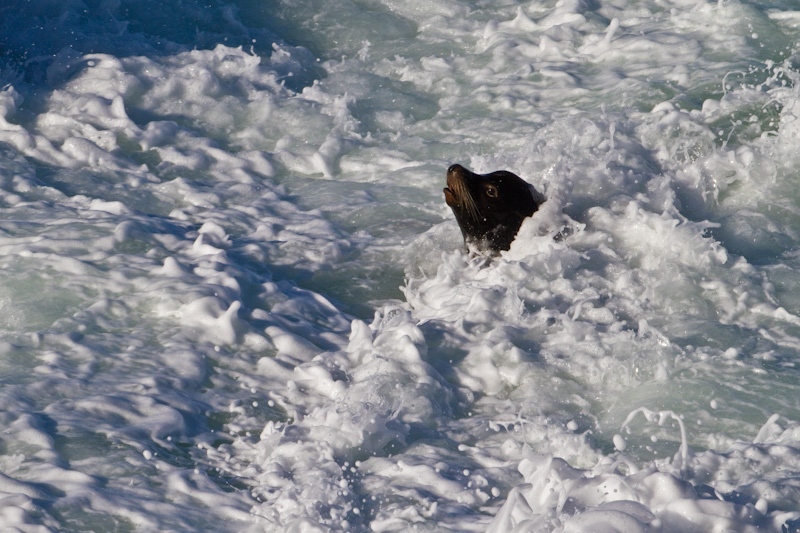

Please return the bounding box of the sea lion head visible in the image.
[443,164,543,253]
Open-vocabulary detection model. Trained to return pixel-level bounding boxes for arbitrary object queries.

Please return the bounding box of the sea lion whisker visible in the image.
[455,179,480,222]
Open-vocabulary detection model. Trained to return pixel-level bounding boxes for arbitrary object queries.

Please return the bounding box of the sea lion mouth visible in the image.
[443,187,456,206]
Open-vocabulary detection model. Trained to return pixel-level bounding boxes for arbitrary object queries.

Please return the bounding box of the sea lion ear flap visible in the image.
[529,184,546,211]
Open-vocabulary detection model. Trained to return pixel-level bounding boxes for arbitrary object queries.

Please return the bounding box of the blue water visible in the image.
[2,0,800,531]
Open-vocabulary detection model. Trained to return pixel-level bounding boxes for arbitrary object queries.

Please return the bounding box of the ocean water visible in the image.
[2,0,800,531]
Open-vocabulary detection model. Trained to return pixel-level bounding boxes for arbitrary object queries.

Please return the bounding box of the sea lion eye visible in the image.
[485,185,498,198]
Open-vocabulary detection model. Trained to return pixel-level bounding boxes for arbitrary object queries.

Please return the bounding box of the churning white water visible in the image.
[2,0,800,531]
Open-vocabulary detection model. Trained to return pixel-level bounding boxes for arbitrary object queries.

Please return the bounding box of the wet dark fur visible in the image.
[443,164,543,253]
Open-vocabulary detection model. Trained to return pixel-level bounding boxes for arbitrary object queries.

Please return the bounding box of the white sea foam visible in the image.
[2,0,800,531]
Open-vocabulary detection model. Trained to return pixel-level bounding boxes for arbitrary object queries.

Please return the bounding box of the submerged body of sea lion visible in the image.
[443,164,545,253]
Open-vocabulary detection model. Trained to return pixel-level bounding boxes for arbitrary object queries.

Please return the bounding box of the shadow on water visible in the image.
[0,0,324,91]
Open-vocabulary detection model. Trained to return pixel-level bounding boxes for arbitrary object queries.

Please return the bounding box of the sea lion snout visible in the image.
[444,164,470,208]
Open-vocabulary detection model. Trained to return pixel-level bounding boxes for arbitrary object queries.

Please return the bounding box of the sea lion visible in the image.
[443,164,544,253]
